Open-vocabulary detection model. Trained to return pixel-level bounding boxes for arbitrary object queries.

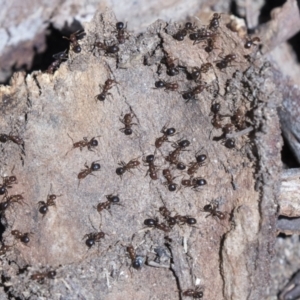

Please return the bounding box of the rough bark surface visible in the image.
[0,9,283,300]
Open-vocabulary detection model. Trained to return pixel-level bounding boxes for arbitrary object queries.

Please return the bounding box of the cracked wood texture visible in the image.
[0,10,282,300]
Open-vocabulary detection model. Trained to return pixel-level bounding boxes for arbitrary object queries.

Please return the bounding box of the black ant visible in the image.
[11,230,32,244]
[182,286,204,298]
[155,124,176,149]
[200,62,212,73]
[162,169,178,192]
[93,40,119,55]
[0,243,13,256]
[187,63,212,81]
[190,28,217,45]
[31,270,56,283]
[174,215,197,226]
[116,158,140,178]
[222,123,235,135]
[202,200,226,220]
[125,244,144,270]
[95,79,118,102]
[119,107,138,135]
[173,22,196,41]
[0,132,24,147]
[210,102,223,129]
[154,80,179,92]
[144,217,171,233]
[164,55,179,76]
[63,30,85,53]
[121,235,146,272]
[143,155,159,180]
[77,161,101,183]
[83,230,105,249]
[204,37,217,53]
[158,199,196,227]
[65,134,101,155]
[232,106,246,130]
[114,22,129,44]
[0,194,24,216]
[176,162,186,170]
[165,139,190,165]
[181,83,207,102]
[159,204,177,228]
[222,138,235,149]
[244,36,260,49]
[187,151,207,176]
[188,67,201,81]
[181,177,207,190]
[38,188,62,216]
[209,13,221,31]
[46,51,68,74]
[0,168,17,196]
[96,194,122,214]
[215,54,236,70]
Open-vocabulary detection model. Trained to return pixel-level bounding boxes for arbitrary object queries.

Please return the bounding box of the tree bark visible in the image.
[0,9,283,300]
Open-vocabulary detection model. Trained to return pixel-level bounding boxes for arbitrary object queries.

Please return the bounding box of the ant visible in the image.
[204,37,217,53]
[222,138,235,149]
[0,132,24,146]
[125,244,144,270]
[0,194,26,212]
[188,67,201,81]
[116,158,140,178]
[83,230,105,249]
[155,124,176,149]
[173,22,196,41]
[174,215,197,226]
[63,30,85,53]
[77,161,101,182]
[244,36,260,49]
[11,230,32,244]
[121,235,145,272]
[177,162,186,170]
[187,63,212,81]
[119,107,138,135]
[65,134,101,155]
[96,194,122,214]
[159,204,177,228]
[222,123,235,135]
[215,54,236,70]
[190,28,217,45]
[115,22,129,44]
[0,243,12,256]
[93,40,119,55]
[210,102,223,129]
[164,55,179,76]
[187,151,207,176]
[202,200,226,220]
[232,106,246,130]
[31,270,56,283]
[181,177,207,190]
[158,199,196,228]
[143,155,159,180]
[165,139,190,165]
[162,169,178,192]
[181,83,206,102]
[208,13,221,31]
[144,217,171,233]
[95,79,118,102]
[200,62,212,73]
[38,188,62,216]
[182,286,204,298]
[46,51,68,74]
[0,168,17,196]
[154,80,179,92]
